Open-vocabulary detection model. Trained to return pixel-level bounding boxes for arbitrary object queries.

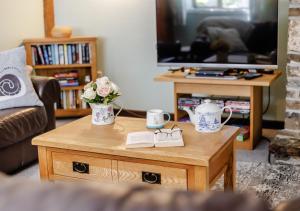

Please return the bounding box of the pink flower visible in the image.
[96,84,111,97]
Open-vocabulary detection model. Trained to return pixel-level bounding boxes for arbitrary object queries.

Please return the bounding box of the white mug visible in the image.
[146,109,170,129]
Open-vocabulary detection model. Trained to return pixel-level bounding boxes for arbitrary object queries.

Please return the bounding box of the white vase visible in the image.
[90,103,121,125]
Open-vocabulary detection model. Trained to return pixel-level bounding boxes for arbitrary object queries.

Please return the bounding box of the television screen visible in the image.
[156,0,278,68]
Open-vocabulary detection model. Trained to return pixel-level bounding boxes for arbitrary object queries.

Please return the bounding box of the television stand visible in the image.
[154,70,282,150]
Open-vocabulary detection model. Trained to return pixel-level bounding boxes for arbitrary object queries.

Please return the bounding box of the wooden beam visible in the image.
[43,0,55,37]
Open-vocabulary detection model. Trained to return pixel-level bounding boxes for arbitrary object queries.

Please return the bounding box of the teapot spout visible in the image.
[182,107,196,125]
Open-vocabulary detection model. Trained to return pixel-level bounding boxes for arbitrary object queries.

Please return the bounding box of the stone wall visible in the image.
[280,0,300,138]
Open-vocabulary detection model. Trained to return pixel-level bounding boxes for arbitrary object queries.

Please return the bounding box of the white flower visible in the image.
[96,84,112,97]
[84,82,93,90]
[110,82,120,94]
[96,76,110,87]
[82,87,96,100]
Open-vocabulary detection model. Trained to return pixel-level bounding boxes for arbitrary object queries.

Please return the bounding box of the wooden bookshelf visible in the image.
[23,36,97,118]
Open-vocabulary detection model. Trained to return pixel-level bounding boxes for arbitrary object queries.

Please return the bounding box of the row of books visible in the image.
[178,97,250,114]
[58,90,88,110]
[54,71,79,87]
[31,43,91,65]
[225,101,251,114]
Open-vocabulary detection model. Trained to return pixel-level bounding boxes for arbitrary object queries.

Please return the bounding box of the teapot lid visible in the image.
[204,99,212,104]
[196,99,220,113]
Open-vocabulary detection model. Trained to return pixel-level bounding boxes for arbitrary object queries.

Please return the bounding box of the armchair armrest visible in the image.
[31,76,60,105]
[31,76,60,131]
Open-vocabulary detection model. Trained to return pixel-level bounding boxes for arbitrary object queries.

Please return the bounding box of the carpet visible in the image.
[214,161,300,207]
[14,161,300,207]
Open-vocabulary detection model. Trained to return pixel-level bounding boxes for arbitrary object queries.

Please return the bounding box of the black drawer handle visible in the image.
[142,171,161,184]
[72,162,89,174]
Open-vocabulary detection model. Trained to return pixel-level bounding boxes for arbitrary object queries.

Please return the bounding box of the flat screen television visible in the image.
[156,0,278,69]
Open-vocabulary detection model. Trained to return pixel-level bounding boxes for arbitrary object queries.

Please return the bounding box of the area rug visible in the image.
[14,161,300,207]
[214,161,300,207]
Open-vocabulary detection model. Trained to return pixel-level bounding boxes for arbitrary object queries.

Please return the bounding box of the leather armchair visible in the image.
[0,76,60,173]
[31,76,60,131]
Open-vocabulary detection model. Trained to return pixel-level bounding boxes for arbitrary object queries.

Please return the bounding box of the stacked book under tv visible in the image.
[23,37,97,117]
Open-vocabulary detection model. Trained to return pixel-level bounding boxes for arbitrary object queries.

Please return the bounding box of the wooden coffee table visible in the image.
[32,116,239,191]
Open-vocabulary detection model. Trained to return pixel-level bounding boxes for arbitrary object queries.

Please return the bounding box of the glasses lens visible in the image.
[156,132,168,141]
[170,130,181,139]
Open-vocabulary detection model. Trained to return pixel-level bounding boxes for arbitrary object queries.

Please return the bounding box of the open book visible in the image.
[125,129,184,149]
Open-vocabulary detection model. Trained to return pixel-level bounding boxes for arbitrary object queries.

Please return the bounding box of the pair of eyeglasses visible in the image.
[154,124,183,141]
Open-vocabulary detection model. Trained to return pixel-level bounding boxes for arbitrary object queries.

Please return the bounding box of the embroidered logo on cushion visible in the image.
[0,74,22,96]
[0,66,26,102]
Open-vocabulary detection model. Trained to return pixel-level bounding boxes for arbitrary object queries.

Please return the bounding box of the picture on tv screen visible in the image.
[156,0,278,67]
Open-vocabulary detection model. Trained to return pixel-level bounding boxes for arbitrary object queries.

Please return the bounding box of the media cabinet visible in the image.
[155,71,282,150]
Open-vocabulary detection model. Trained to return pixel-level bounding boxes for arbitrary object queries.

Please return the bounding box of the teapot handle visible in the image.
[221,106,232,127]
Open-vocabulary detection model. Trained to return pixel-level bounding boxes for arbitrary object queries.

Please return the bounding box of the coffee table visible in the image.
[32,116,239,191]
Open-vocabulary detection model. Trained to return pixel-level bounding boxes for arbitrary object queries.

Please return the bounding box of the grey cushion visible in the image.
[0,47,43,110]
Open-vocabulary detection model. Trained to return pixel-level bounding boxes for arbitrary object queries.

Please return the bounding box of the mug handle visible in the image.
[221,106,232,128]
[113,103,123,117]
[163,112,171,125]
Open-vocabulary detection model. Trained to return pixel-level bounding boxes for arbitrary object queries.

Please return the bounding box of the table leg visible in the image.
[37,146,50,181]
[224,150,235,191]
[250,86,263,149]
[188,166,209,191]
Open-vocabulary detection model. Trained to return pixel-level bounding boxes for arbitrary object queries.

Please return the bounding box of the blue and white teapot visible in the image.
[183,99,232,133]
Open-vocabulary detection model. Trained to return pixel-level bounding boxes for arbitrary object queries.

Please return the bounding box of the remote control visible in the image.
[244,73,262,80]
[257,69,274,74]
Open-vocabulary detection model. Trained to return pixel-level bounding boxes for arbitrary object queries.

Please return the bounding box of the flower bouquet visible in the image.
[81,76,121,125]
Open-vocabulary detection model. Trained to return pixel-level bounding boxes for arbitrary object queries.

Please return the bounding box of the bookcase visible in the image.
[23,37,97,118]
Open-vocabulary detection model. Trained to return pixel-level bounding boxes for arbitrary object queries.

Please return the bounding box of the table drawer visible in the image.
[117,161,187,190]
[51,152,112,182]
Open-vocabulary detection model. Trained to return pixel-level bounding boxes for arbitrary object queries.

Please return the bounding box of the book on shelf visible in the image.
[64,44,68,65]
[72,44,76,64]
[54,70,80,87]
[54,44,59,65]
[225,101,250,114]
[58,89,88,110]
[67,45,72,65]
[178,97,250,114]
[31,46,38,65]
[58,44,64,64]
[47,45,53,65]
[36,46,45,65]
[58,80,79,87]
[236,126,250,142]
[51,45,56,64]
[78,44,83,64]
[31,43,91,66]
[42,45,49,65]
